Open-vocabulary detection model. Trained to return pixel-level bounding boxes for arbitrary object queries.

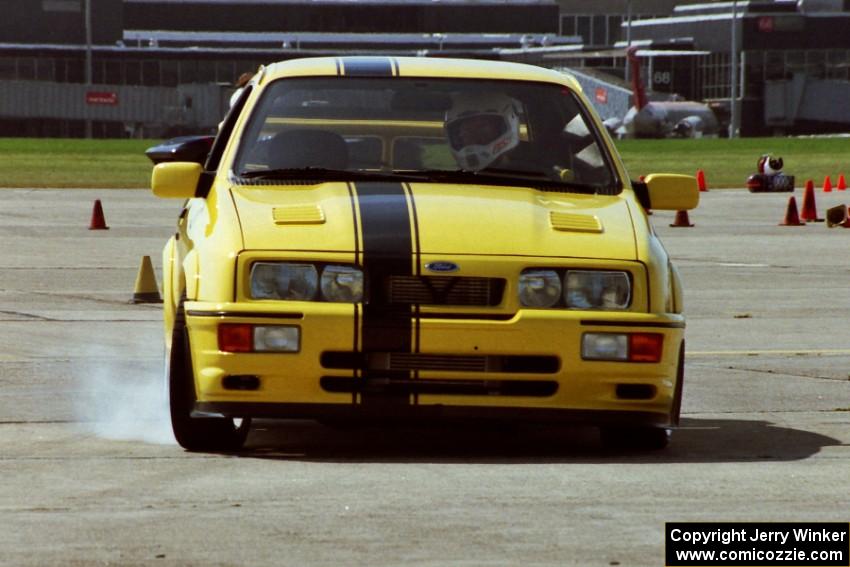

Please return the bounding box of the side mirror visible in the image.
[152,162,203,199]
[643,173,699,211]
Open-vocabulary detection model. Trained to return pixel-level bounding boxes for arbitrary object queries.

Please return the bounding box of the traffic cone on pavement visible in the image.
[669,210,694,227]
[88,199,109,230]
[823,176,833,193]
[779,196,804,226]
[696,169,708,192]
[800,180,822,222]
[825,205,850,228]
[838,174,847,190]
[131,256,163,304]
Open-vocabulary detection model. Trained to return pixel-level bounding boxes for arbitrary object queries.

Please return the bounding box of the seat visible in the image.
[392,139,423,169]
[266,129,349,170]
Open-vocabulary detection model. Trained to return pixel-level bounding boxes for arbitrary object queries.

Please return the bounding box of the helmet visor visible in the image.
[446,113,508,150]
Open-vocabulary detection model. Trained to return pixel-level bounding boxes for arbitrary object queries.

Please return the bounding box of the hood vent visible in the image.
[273,205,325,225]
[549,211,602,233]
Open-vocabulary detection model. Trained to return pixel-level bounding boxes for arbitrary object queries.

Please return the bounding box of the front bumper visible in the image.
[184,301,685,427]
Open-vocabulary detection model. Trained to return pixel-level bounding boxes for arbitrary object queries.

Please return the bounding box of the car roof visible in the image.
[259,56,582,93]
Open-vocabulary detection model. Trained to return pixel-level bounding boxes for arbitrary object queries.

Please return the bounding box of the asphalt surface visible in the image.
[1,187,849,566]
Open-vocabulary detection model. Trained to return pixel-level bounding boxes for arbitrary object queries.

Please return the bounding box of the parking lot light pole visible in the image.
[729,0,739,139]
[625,0,632,82]
[85,0,93,138]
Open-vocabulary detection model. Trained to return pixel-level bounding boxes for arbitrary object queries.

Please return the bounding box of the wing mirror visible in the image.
[638,174,700,211]
[151,162,203,199]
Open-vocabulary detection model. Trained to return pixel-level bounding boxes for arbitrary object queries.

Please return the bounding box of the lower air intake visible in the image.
[320,377,558,397]
[321,352,560,374]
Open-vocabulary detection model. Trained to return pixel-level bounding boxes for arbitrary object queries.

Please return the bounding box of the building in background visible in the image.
[619,0,850,135]
[0,0,574,137]
[1,0,849,137]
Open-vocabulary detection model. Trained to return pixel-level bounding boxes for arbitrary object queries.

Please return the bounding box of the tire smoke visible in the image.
[75,357,175,445]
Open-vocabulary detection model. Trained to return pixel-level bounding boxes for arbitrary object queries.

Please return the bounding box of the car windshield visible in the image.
[233,77,619,193]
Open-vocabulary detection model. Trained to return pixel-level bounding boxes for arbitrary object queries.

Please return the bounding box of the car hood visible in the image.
[231,181,637,260]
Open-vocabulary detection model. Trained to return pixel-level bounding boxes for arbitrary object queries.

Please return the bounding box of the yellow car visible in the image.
[151,56,698,452]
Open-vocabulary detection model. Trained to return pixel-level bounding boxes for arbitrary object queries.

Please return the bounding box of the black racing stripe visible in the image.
[355,182,414,406]
[403,182,422,405]
[405,183,421,278]
[341,57,394,77]
[335,58,342,76]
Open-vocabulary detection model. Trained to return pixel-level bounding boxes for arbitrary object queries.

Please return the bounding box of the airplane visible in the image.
[610,46,719,139]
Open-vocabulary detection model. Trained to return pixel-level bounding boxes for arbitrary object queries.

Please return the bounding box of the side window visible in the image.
[204,85,253,174]
[196,85,253,197]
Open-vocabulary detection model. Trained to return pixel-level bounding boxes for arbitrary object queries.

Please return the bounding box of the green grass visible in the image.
[0,138,156,188]
[615,137,850,189]
[0,136,847,188]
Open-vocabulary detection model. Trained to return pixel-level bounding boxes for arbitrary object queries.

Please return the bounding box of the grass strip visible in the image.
[616,137,850,189]
[0,138,155,188]
[0,136,847,189]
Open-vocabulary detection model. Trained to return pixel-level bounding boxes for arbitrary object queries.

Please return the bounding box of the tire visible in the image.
[598,341,684,452]
[670,341,685,427]
[600,425,670,451]
[168,301,251,452]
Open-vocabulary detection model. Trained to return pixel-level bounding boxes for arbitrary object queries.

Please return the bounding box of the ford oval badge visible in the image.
[426,261,459,273]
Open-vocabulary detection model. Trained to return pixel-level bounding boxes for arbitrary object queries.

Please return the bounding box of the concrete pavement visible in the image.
[0,188,849,566]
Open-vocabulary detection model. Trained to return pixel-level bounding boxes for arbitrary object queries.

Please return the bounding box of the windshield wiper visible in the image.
[239,167,421,182]
[239,167,604,194]
[394,168,601,193]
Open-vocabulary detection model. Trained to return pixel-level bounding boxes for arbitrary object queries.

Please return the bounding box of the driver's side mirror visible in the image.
[151,162,203,199]
[641,174,700,211]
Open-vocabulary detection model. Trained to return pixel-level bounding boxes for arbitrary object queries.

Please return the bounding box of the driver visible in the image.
[444,92,521,172]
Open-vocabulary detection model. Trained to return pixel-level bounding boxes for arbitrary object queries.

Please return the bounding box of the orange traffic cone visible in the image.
[838,174,847,190]
[669,210,694,227]
[779,196,804,226]
[800,180,822,222]
[823,176,833,193]
[696,169,708,192]
[89,199,109,230]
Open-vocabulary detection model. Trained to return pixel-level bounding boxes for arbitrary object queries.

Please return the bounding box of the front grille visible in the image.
[386,276,504,306]
[321,352,560,374]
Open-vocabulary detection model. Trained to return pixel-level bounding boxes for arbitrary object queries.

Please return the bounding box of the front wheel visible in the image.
[168,301,251,452]
[600,426,670,451]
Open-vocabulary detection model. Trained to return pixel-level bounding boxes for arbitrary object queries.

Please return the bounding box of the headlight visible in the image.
[564,270,630,310]
[250,262,318,300]
[518,269,562,307]
[320,265,364,302]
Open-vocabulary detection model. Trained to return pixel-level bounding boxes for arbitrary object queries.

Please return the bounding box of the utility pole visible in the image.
[85,0,93,138]
[729,0,739,139]
[625,0,633,82]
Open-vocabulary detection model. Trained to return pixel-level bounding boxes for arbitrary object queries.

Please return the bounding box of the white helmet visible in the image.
[445,92,520,171]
